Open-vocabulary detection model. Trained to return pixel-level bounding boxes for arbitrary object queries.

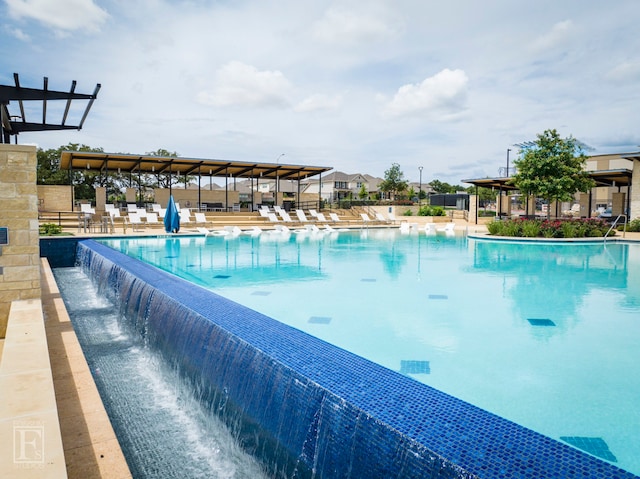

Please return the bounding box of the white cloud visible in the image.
[530,20,574,53]
[384,69,469,118]
[294,94,342,113]
[5,0,108,32]
[196,61,292,109]
[312,6,400,45]
[606,61,640,83]
[4,25,30,41]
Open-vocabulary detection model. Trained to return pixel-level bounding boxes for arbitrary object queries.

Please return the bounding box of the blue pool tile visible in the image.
[361,278,377,282]
[560,436,618,462]
[251,291,271,296]
[309,316,332,324]
[400,360,431,374]
[213,274,231,279]
[527,318,556,327]
[428,294,448,300]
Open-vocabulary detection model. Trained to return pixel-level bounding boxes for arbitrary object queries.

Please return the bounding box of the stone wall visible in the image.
[37,185,74,211]
[0,144,41,337]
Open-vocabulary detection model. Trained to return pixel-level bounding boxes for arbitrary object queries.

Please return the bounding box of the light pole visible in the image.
[506,148,511,177]
[418,166,423,206]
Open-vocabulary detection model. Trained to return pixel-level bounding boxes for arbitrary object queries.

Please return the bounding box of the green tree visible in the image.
[511,129,594,218]
[379,163,408,200]
[429,179,459,194]
[358,182,368,199]
[466,185,495,206]
[37,143,106,201]
[146,148,183,189]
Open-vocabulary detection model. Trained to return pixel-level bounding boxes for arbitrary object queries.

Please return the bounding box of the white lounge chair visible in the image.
[280,211,295,223]
[197,227,212,236]
[267,213,280,223]
[242,226,263,236]
[437,222,456,234]
[360,213,373,224]
[127,212,144,232]
[329,212,343,223]
[146,212,160,226]
[127,204,138,214]
[180,208,192,223]
[223,226,242,236]
[424,223,437,235]
[296,209,310,222]
[316,213,329,222]
[194,212,208,224]
[309,209,319,218]
[375,213,390,224]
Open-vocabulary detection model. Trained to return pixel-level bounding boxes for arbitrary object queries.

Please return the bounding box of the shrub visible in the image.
[403,209,413,216]
[488,218,613,239]
[626,218,640,232]
[521,220,541,237]
[39,223,62,235]
[417,205,446,216]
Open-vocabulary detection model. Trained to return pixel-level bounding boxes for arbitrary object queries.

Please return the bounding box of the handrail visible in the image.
[604,214,627,241]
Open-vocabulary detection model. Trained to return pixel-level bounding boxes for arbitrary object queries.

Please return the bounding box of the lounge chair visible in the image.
[280,211,295,223]
[329,212,343,223]
[296,209,310,222]
[400,222,418,234]
[309,209,319,218]
[437,222,456,234]
[179,208,192,223]
[127,212,144,232]
[360,213,373,225]
[197,227,212,236]
[267,213,280,223]
[146,212,160,226]
[194,212,208,224]
[424,223,437,235]
[375,213,391,224]
[316,213,329,222]
[387,212,398,224]
[223,226,242,236]
[242,226,262,236]
[126,204,138,214]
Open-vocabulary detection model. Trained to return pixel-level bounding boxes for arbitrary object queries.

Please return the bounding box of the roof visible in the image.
[464,169,633,190]
[59,151,332,181]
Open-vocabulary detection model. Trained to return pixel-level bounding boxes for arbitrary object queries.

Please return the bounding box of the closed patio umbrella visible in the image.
[164,195,180,233]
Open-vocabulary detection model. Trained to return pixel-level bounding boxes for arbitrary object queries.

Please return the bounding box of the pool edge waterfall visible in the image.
[73,239,636,479]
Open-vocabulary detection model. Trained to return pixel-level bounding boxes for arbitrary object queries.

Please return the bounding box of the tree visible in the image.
[511,129,594,218]
[358,182,368,200]
[37,143,106,200]
[379,163,408,200]
[429,179,459,194]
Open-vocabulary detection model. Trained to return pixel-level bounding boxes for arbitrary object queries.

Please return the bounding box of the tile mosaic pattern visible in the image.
[76,239,639,479]
[527,318,556,326]
[400,360,431,374]
[561,436,618,463]
[308,316,332,324]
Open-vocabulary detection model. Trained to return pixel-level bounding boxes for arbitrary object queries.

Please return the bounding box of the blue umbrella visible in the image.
[164,195,180,233]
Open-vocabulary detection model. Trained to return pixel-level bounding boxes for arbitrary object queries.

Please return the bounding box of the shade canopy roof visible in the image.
[464,168,633,191]
[60,151,332,180]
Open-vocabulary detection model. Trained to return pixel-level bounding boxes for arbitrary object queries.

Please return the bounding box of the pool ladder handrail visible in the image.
[604,214,627,241]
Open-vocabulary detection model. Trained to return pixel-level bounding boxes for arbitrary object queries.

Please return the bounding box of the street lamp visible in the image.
[418,166,423,206]
[506,148,511,177]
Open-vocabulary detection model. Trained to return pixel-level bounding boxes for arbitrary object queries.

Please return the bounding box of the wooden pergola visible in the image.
[59,151,333,211]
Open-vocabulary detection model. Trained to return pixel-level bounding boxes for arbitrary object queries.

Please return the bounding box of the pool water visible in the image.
[98,230,640,475]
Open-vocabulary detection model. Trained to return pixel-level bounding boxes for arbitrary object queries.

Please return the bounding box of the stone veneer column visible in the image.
[0,144,41,337]
[631,160,640,220]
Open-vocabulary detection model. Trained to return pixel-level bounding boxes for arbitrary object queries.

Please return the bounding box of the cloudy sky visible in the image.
[1,0,639,185]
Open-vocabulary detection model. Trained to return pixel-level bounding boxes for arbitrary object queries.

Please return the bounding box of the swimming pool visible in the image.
[96,229,640,476]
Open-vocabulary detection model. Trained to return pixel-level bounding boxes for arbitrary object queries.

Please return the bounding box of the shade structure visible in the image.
[164,195,180,233]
